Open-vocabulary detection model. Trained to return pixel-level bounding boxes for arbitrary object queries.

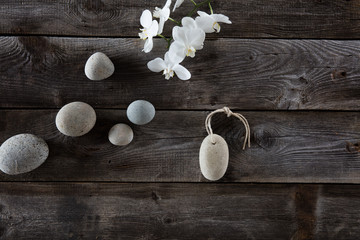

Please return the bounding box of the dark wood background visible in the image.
[0,0,359,239]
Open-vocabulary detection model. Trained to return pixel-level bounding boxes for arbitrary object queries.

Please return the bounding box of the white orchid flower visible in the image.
[147,51,191,80]
[173,0,184,12]
[170,25,205,58]
[153,0,172,35]
[195,11,232,33]
[139,10,159,53]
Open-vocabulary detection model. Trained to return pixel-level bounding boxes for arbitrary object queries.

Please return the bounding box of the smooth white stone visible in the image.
[85,52,115,81]
[56,102,96,137]
[127,100,155,125]
[108,124,134,146]
[199,134,229,181]
[0,134,49,175]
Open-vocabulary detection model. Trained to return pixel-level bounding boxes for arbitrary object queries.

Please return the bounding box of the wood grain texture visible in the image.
[0,183,360,240]
[0,37,359,110]
[0,182,312,240]
[0,110,360,183]
[0,0,360,38]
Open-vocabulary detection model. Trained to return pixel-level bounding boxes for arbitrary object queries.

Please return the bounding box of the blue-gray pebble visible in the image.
[127,100,155,125]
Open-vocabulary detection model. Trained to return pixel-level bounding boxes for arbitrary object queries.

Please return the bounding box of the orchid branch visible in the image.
[139,0,231,80]
[168,17,181,25]
[188,0,212,17]
[157,34,172,47]
[190,0,197,6]
[208,2,213,14]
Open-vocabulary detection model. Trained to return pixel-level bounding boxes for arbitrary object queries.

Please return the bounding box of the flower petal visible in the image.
[195,14,215,33]
[169,41,186,62]
[143,38,153,53]
[157,17,165,34]
[165,49,185,65]
[213,14,232,24]
[148,20,159,36]
[172,26,187,42]
[153,7,161,18]
[173,0,184,11]
[187,28,205,50]
[181,17,197,29]
[162,7,171,20]
[147,58,166,72]
[197,11,209,18]
[165,0,172,9]
[173,64,191,80]
[140,10,152,29]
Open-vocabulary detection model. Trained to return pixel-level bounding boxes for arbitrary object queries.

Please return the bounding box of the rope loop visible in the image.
[205,107,251,150]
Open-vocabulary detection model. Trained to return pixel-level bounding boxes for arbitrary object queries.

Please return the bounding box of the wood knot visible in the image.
[162,216,176,224]
[346,141,360,153]
[210,96,218,106]
[79,0,106,13]
[331,70,347,80]
[298,77,308,84]
[151,191,159,201]
[253,126,278,149]
[69,0,119,24]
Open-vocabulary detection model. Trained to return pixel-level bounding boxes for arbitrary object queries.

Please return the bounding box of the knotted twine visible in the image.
[205,107,251,150]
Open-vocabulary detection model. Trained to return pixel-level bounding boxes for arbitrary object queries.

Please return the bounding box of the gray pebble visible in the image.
[56,102,96,137]
[108,124,134,146]
[85,52,115,81]
[0,134,49,175]
[127,100,155,125]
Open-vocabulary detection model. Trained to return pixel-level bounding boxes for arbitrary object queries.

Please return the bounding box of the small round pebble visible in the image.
[108,124,134,146]
[56,102,96,137]
[0,134,49,175]
[85,52,115,81]
[127,100,155,125]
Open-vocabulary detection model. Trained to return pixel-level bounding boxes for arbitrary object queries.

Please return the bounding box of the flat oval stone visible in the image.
[85,52,115,81]
[199,134,229,181]
[56,102,96,137]
[0,134,49,175]
[108,123,134,146]
[127,100,155,125]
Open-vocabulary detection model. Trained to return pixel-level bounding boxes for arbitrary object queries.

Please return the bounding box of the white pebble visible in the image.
[199,134,229,181]
[85,52,115,81]
[127,100,155,125]
[0,134,49,175]
[108,124,133,146]
[56,102,96,137]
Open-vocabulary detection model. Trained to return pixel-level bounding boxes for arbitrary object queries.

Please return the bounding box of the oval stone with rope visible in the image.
[200,107,251,181]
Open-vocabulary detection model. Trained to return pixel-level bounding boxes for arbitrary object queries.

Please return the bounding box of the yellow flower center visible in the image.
[212,22,221,33]
[186,47,196,58]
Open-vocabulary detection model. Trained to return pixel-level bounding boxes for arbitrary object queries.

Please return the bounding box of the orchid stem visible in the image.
[208,2,213,14]
[157,34,167,40]
[167,37,173,48]
[157,34,172,48]
[168,17,181,26]
[190,0,197,5]
[188,0,212,17]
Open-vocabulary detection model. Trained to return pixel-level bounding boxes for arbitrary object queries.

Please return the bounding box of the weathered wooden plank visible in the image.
[0,37,359,110]
[0,182,301,240]
[0,183,359,240]
[0,0,360,38]
[316,185,360,239]
[0,110,360,183]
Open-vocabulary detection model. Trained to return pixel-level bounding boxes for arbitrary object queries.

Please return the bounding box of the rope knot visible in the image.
[205,107,251,150]
[223,107,232,117]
